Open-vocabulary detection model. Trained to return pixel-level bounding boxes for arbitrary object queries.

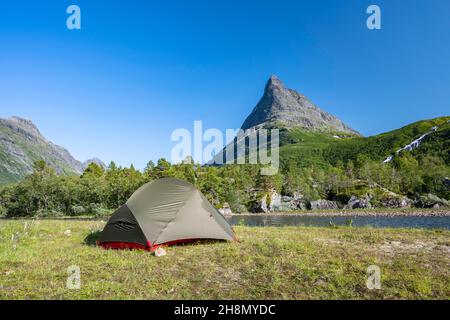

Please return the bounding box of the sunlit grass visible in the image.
[0,220,448,299]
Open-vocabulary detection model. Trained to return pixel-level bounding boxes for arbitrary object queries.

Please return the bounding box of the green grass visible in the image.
[279,128,342,167]
[0,220,449,299]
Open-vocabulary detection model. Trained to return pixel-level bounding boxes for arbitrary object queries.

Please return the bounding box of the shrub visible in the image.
[0,205,6,217]
[70,205,86,216]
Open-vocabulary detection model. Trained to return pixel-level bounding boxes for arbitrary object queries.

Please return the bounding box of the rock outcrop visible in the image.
[279,193,308,211]
[218,202,233,215]
[346,195,372,209]
[250,190,282,213]
[414,194,449,208]
[379,196,413,208]
[310,199,339,210]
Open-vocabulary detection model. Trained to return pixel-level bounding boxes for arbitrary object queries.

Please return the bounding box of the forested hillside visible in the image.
[1,115,449,217]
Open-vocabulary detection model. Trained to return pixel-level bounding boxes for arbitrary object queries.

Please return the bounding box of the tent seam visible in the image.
[151,188,197,245]
[125,179,156,206]
[198,192,234,238]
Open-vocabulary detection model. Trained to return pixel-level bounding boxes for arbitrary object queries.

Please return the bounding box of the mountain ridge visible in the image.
[0,116,86,184]
[241,75,360,135]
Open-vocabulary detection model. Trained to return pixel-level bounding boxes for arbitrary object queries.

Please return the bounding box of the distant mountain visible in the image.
[210,75,360,164]
[210,76,449,169]
[83,158,107,170]
[241,75,359,135]
[0,116,84,184]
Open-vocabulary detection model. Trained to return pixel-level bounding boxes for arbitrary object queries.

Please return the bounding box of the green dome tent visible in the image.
[98,177,236,251]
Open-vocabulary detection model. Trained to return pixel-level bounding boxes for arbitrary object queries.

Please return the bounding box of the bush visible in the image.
[70,205,86,216]
[88,203,111,216]
[0,205,6,217]
[1,152,448,216]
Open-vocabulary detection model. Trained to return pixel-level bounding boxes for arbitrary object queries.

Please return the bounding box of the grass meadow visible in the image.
[0,219,449,299]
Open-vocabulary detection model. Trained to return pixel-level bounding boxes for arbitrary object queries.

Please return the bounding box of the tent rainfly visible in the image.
[98,177,236,251]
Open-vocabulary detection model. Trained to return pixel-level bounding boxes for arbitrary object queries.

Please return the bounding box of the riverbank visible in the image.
[1,208,449,221]
[0,220,449,299]
[228,207,450,217]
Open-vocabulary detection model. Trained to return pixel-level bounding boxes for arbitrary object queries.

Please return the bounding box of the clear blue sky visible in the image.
[1,1,449,169]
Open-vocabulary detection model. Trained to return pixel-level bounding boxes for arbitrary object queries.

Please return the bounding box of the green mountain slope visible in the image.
[0,117,83,184]
[280,116,450,169]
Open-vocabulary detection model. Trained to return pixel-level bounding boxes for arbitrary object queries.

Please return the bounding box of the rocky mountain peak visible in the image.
[266,74,284,90]
[3,116,45,141]
[240,75,360,135]
[261,75,291,101]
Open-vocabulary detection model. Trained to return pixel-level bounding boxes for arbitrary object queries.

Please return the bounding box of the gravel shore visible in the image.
[1,208,449,220]
[228,208,450,217]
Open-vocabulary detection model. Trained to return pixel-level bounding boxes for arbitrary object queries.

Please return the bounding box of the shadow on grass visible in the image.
[84,230,102,246]
[168,239,227,248]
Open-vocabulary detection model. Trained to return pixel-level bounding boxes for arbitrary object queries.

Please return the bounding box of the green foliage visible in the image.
[0,158,287,216]
[279,117,450,169]
[324,116,450,165]
[277,116,450,201]
[0,117,449,216]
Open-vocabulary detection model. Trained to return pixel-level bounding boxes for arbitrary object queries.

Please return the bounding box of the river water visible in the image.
[225,215,450,230]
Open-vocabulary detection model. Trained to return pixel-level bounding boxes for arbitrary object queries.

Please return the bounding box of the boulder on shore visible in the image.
[279,193,307,211]
[218,202,233,215]
[310,199,339,210]
[415,194,449,208]
[250,190,283,213]
[380,196,413,208]
[346,195,372,209]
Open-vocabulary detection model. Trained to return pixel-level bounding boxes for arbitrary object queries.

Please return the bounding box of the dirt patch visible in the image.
[312,238,343,245]
[379,240,450,256]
